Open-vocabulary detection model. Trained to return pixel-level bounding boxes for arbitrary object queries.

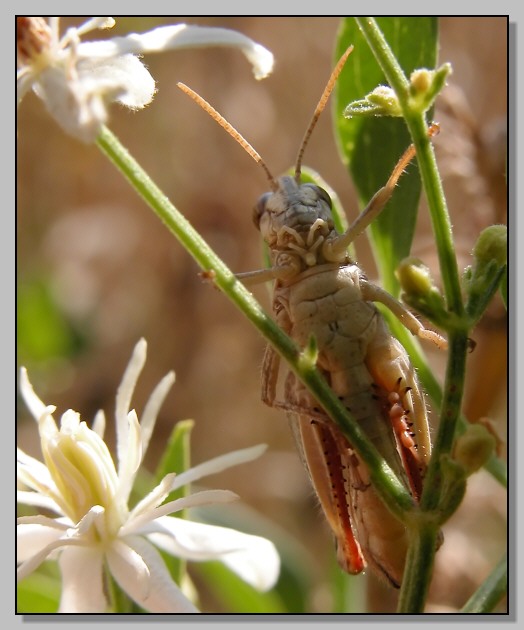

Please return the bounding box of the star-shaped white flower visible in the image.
[17,339,280,613]
[17,17,274,142]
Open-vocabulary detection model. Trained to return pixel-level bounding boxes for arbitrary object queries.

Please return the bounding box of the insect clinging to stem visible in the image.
[178,45,447,588]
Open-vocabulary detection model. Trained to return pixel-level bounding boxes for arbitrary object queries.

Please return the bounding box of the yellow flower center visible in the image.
[42,411,123,533]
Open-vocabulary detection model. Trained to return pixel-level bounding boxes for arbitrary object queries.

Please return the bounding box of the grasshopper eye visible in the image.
[302,183,332,209]
[253,192,271,229]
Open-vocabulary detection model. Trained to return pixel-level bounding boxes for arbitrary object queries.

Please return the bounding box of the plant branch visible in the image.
[96,125,413,518]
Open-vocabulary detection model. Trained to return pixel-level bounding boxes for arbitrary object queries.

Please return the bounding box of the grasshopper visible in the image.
[178,46,446,587]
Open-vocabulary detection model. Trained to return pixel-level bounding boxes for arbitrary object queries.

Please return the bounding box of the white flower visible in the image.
[17,17,274,142]
[17,339,280,613]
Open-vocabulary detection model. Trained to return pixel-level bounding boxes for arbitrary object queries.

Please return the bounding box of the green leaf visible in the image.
[193,561,286,613]
[154,419,195,498]
[460,552,507,613]
[153,419,195,586]
[17,274,86,363]
[334,17,438,295]
[17,563,61,613]
[190,502,313,612]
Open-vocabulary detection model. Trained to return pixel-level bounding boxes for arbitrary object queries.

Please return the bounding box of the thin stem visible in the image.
[420,332,469,511]
[406,116,464,316]
[354,18,410,100]
[355,17,475,612]
[95,125,413,518]
[460,553,507,613]
[355,18,464,317]
[386,313,507,488]
[397,522,440,613]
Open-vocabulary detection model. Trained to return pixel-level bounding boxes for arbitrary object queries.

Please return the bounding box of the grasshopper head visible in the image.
[253,176,335,262]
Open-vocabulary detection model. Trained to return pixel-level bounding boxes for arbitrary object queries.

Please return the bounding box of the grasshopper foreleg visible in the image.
[361,279,447,350]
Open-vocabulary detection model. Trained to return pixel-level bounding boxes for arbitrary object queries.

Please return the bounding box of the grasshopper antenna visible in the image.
[323,122,441,261]
[294,45,354,182]
[177,82,279,192]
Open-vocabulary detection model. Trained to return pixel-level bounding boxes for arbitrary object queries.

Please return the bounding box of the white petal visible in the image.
[77,24,189,58]
[17,532,83,582]
[17,68,36,104]
[147,517,280,591]
[139,371,175,456]
[17,490,63,513]
[124,489,237,535]
[126,472,177,523]
[17,521,65,563]
[110,538,151,598]
[17,514,70,530]
[171,444,267,491]
[78,54,155,109]
[77,24,273,79]
[17,447,54,487]
[115,410,142,505]
[58,546,106,613]
[115,339,147,470]
[92,409,106,437]
[34,65,109,143]
[108,535,199,613]
[73,17,115,38]
[19,367,55,426]
[76,505,106,537]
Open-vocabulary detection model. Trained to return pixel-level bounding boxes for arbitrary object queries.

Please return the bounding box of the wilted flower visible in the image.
[17,17,274,142]
[17,339,280,613]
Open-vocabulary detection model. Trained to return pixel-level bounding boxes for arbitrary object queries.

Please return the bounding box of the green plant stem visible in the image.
[355,18,463,317]
[95,125,413,518]
[356,16,469,483]
[354,18,410,100]
[396,522,440,613]
[387,315,507,487]
[420,331,468,511]
[460,553,507,613]
[356,18,507,491]
[355,17,476,613]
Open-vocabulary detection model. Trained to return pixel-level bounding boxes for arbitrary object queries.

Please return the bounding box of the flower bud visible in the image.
[472,225,507,268]
[397,257,434,296]
[396,257,448,327]
[409,69,432,94]
[344,86,401,118]
[453,424,497,475]
[465,225,507,323]
[408,63,453,113]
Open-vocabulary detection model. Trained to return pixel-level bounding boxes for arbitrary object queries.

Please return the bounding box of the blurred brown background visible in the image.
[17,17,507,612]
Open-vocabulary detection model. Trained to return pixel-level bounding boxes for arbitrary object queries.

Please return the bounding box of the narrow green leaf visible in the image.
[154,419,195,498]
[193,561,286,613]
[17,563,61,613]
[153,419,194,585]
[334,17,438,295]
[460,553,507,613]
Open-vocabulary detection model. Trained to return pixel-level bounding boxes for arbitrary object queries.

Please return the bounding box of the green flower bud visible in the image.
[344,86,402,118]
[397,257,435,296]
[396,257,448,327]
[465,225,507,323]
[409,69,432,94]
[473,225,507,268]
[453,423,497,475]
[408,63,453,113]
[367,86,402,116]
